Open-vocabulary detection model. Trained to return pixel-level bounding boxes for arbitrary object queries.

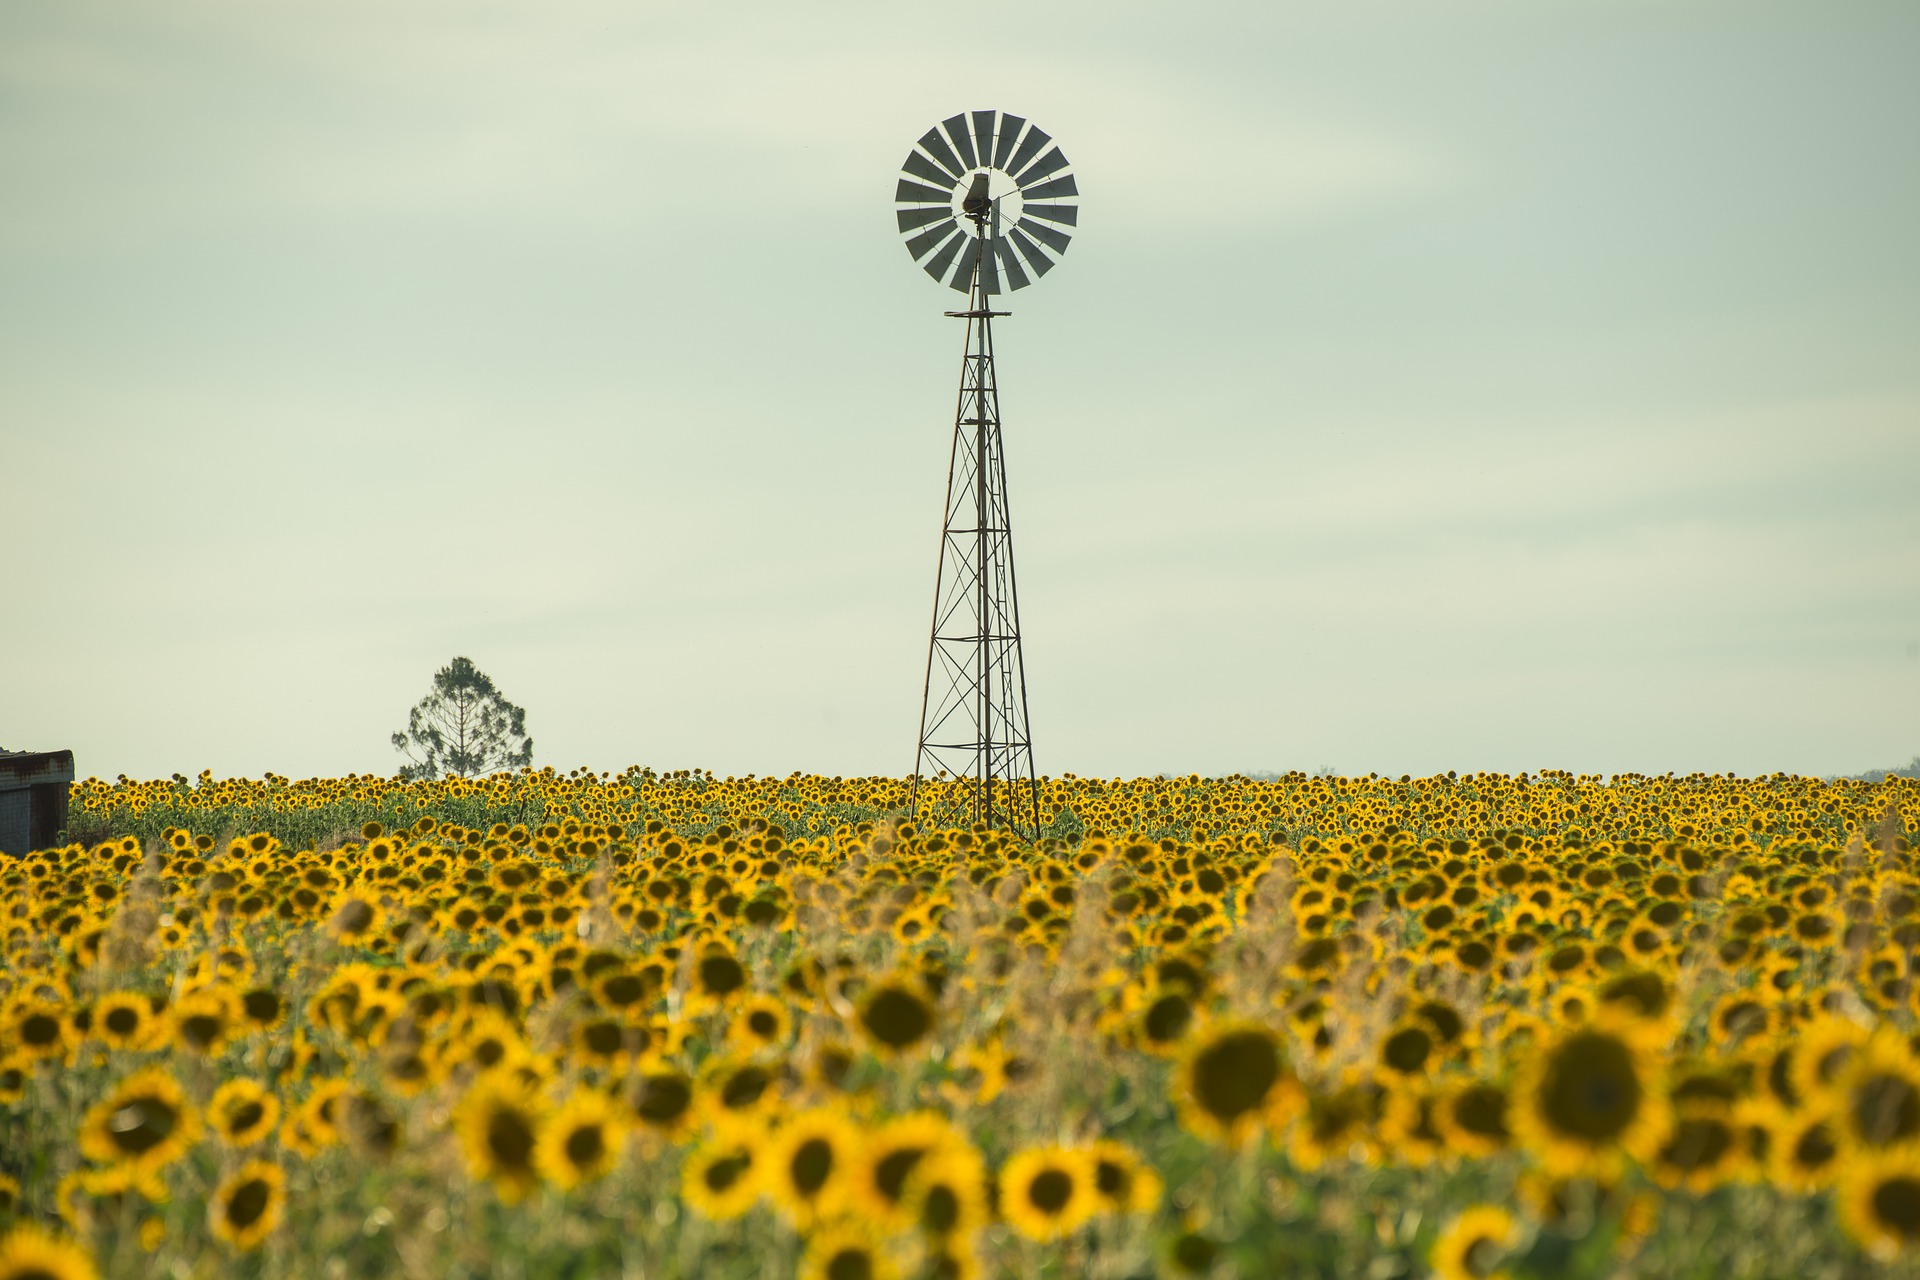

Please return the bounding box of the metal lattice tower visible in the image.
[892,111,1077,838]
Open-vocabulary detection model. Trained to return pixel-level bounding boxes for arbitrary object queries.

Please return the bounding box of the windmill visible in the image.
[894,110,1078,840]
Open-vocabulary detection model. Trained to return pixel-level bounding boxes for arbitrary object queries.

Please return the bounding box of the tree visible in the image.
[391,657,533,780]
[1853,756,1920,782]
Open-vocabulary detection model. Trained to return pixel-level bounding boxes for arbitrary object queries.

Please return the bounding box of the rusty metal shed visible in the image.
[0,750,74,855]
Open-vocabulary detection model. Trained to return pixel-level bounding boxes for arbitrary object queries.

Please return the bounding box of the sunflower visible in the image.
[1840,1149,1920,1259]
[851,1112,962,1228]
[0,1223,98,1280]
[1511,1017,1667,1175]
[1379,1086,1449,1167]
[688,944,750,1008]
[1772,1107,1844,1192]
[237,985,287,1033]
[208,1079,280,1147]
[1594,969,1672,1023]
[7,1001,71,1062]
[1834,1034,1920,1153]
[799,1222,895,1280]
[1791,1014,1869,1102]
[591,967,652,1013]
[699,1057,784,1137]
[904,1145,990,1239]
[1430,1204,1520,1280]
[454,1074,549,1204]
[171,985,243,1056]
[1133,987,1196,1055]
[1378,1021,1437,1079]
[1706,993,1774,1049]
[92,992,157,1051]
[764,1108,861,1226]
[1175,1022,1294,1146]
[681,1142,763,1221]
[857,978,937,1056]
[625,1069,698,1140]
[79,1068,203,1175]
[1289,1083,1380,1171]
[960,1038,1032,1104]
[338,988,406,1049]
[277,1111,322,1160]
[730,995,793,1053]
[570,1013,659,1070]
[209,1160,285,1251]
[1725,1094,1780,1172]
[1649,1106,1742,1192]
[535,1088,623,1190]
[1088,1139,1162,1215]
[890,904,936,945]
[439,1010,534,1080]
[1757,1036,1802,1110]
[298,1080,352,1151]
[1166,1230,1219,1276]
[999,1146,1097,1242]
[328,888,386,940]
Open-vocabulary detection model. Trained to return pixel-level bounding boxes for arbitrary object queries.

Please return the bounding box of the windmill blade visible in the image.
[948,237,982,292]
[897,205,952,233]
[905,219,959,261]
[1024,203,1078,227]
[1014,146,1070,187]
[917,128,967,181]
[977,235,1001,294]
[1019,174,1077,202]
[896,178,954,205]
[992,115,1026,169]
[942,114,978,170]
[971,111,997,166]
[1015,217,1072,254]
[994,236,1032,291]
[922,229,969,284]
[1008,226,1056,277]
[981,203,1002,294]
[1005,125,1050,177]
[902,151,959,191]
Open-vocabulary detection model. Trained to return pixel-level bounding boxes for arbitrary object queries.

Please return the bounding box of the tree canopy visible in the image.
[390,657,533,780]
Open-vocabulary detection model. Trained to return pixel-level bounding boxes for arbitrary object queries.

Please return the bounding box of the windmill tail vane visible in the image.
[897,110,1076,840]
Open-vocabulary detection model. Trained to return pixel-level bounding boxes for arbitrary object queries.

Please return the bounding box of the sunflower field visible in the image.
[3,766,1919,1279]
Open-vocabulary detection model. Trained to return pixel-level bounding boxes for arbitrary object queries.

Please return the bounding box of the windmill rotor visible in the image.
[894,110,1078,293]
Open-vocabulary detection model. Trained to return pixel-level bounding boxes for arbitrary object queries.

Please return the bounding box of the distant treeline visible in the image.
[1237,760,1920,783]
[1853,755,1920,782]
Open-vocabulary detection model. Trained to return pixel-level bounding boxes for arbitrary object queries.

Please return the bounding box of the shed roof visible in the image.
[0,750,76,790]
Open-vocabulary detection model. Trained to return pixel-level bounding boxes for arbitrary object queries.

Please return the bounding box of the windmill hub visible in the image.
[957,171,1025,234]
[961,172,992,218]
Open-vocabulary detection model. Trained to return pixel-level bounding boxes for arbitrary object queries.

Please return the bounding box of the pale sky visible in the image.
[3,0,1917,783]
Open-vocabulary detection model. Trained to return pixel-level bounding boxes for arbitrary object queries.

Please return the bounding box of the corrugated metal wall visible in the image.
[0,751,75,855]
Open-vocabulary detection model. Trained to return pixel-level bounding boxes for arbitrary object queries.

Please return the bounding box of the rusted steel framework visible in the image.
[909,219,1041,839]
